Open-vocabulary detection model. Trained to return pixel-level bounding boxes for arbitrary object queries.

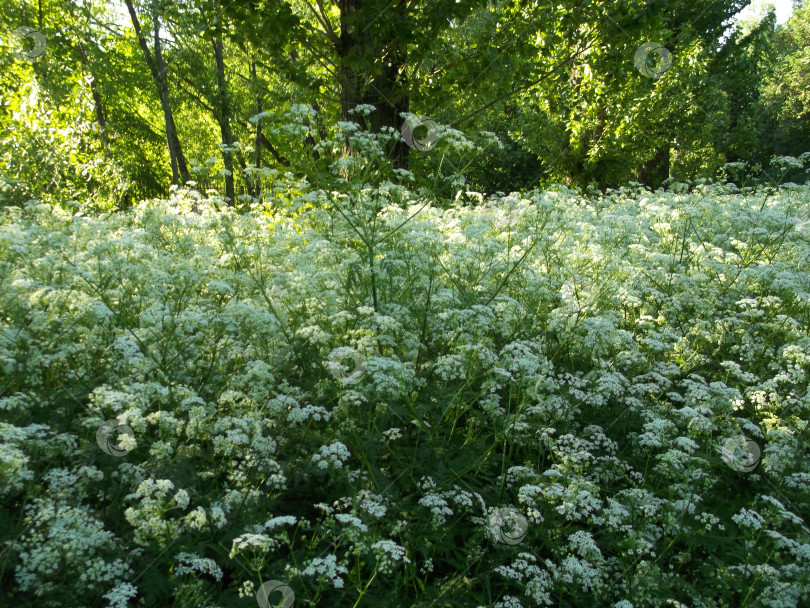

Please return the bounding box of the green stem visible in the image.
[351,565,378,608]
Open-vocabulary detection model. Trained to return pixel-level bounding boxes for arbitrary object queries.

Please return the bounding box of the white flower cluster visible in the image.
[370,539,411,574]
[418,494,454,526]
[264,515,298,531]
[495,553,554,606]
[103,582,138,608]
[173,552,223,581]
[229,532,279,565]
[382,427,402,441]
[297,554,348,589]
[311,441,351,470]
[3,177,810,607]
[124,479,189,545]
[14,499,131,596]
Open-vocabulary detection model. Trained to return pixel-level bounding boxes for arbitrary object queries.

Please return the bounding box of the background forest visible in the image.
[2,0,809,210]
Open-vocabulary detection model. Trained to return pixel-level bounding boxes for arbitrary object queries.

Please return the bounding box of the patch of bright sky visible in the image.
[774,0,796,24]
[109,0,130,28]
[737,0,795,25]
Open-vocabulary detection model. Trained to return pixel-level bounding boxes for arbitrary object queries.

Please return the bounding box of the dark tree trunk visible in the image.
[76,43,109,154]
[305,102,321,161]
[212,34,235,204]
[636,145,670,189]
[337,0,359,164]
[337,0,410,169]
[125,0,189,186]
[250,61,262,199]
[251,64,261,166]
[154,19,190,185]
[336,0,358,121]
[361,63,409,169]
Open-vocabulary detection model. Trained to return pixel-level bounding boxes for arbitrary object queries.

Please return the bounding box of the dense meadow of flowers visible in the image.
[1,168,810,607]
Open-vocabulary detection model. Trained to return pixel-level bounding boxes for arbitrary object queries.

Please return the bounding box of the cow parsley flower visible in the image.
[418,494,454,526]
[733,508,765,530]
[335,513,368,532]
[103,582,138,608]
[371,539,411,574]
[230,533,276,557]
[311,441,351,470]
[382,427,402,441]
[494,595,523,608]
[299,554,348,589]
[264,515,298,531]
[174,552,223,581]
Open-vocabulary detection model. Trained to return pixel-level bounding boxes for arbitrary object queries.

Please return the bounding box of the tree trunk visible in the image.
[636,145,670,189]
[77,42,109,154]
[250,61,262,200]
[337,0,359,163]
[361,60,409,169]
[336,0,410,168]
[125,0,189,186]
[154,19,190,185]
[213,34,235,204]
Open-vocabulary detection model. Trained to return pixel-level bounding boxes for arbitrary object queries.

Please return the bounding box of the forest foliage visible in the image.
[1,0,809,210]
